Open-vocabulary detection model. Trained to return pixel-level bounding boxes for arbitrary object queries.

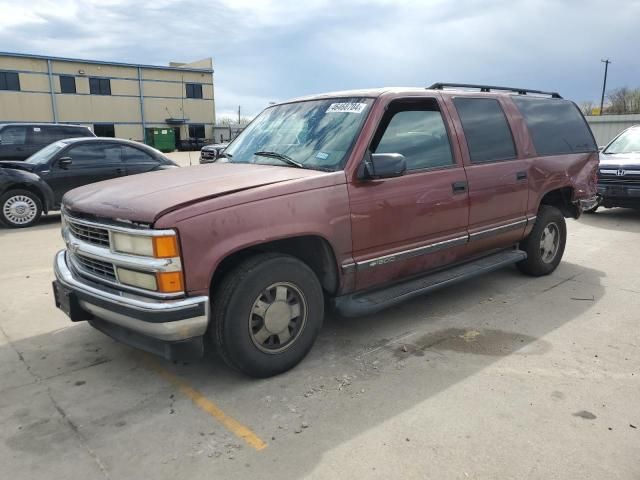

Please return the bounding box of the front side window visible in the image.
[26,141,66,164]
[0,71,20,91]
[453,97,517,163]
[224,97,374,171]
[89,78,111,95]
[186,83,203,99]
[513,97,596,155]
[371,99,454,171]
[63,143,122,167]
[0,126,27,145]
[603,127,640,155]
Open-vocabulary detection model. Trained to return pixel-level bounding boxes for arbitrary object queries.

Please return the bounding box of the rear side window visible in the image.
[512,97,596,155]
[372,98,454,171]
[122,145,157,163]
[453,98,517,163]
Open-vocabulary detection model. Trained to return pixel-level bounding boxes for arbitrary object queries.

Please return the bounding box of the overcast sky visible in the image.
[1,0,638,118]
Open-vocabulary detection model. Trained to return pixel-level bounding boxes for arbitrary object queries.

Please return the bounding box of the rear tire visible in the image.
[211,253,324,378]
[0,189,43,228]
[517,205,566,276]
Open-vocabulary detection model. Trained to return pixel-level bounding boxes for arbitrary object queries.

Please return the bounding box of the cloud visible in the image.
[0,0,638,116]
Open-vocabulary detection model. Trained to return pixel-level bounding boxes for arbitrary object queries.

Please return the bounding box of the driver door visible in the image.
[347,97,470,291]
[44,142,124,205]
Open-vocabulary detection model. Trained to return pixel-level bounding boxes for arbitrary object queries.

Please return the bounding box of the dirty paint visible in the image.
[142,356,268,451]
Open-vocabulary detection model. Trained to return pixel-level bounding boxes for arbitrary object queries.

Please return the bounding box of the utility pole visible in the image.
[238,105,241,125]
[599,58,611,116]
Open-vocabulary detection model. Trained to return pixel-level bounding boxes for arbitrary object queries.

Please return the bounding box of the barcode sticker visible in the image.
[326,103,367,114]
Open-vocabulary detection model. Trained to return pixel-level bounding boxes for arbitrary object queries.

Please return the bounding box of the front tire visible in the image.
[517,205,566,276]
[211,253,324,377]
[0,189,43,228]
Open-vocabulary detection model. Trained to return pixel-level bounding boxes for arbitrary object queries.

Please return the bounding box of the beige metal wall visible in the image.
[0,54,215,144]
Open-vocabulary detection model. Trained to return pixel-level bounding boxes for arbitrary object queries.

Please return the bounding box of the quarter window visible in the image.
[122,145,156,163]
[453,98,517,163]
[0,71,20,91]
[59,75,76,94]
[186,83,203,99]
[93,124,115,137]
[89,78,111,95]
[512,97,597,155]
[372,99,454,171]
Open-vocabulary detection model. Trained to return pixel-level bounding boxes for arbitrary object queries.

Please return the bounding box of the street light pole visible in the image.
[599,58,611,115]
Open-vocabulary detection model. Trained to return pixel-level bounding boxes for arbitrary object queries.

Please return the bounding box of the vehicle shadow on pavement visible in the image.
[578,208,640,233]
[0,261,605,479]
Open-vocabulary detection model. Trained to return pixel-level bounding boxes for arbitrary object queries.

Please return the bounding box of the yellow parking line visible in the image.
[143,356,268,451]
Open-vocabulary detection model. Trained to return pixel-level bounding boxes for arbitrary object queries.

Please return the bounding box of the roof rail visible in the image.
[428,82,562,99]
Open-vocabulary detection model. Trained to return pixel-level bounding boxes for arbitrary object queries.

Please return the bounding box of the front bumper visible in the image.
[597,183,640,207]
[53,250,209,361]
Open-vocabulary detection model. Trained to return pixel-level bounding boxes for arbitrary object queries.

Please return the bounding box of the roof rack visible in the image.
[428,82,562,99]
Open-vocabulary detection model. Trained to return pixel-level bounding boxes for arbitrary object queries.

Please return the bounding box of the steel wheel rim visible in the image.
[539,222,560,263]
[249,282,308,354]
[3,195,37,225]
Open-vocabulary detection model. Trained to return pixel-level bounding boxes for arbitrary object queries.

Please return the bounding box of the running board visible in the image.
[333,249,527,317]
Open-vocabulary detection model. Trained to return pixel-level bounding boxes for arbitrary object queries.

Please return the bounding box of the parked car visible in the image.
[0,123,95,161]
[52,84,598,377]
[199,142,229,164]
[0,138,178,227]
[587,124,640,212]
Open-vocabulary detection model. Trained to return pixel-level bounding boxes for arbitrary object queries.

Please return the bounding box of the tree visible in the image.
[604,87,640,114]
[579,101,595,116]
[217,116,252,127]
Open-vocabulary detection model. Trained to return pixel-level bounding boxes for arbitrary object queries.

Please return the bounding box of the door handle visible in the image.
[452,181,468,194]
[516,171,527,180]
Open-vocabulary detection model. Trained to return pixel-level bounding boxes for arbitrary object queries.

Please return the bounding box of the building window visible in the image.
[59,75,77,94]
[93,124,116,137]
[186,83,203,99]
[0,71,20,91]
[188,124,205,138]
[89,78,111,95]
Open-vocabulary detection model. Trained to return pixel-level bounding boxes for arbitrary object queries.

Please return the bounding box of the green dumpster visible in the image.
[145,128,175,153]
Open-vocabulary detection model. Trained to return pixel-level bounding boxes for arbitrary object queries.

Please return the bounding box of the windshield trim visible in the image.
[223,96,377,172]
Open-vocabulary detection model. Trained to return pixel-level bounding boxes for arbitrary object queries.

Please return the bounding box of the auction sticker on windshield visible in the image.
[326,102,368,113]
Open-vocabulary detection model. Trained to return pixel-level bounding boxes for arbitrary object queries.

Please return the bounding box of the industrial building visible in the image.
[0,51,215,147]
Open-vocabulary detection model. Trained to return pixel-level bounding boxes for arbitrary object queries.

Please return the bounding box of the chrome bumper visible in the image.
[54,250,209,342]
[578,196,600,212]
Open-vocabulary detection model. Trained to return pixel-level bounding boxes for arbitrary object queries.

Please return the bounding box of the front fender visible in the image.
[0,170,55,212]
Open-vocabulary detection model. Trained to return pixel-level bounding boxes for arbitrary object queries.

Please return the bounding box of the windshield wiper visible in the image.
[253,151,304,168]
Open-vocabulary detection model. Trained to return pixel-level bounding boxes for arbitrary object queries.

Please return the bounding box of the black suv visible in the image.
[0,123,95,161]
[0,137,178,228]
[590,125,640,212]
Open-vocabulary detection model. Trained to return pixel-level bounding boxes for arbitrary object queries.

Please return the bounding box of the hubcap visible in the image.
[539,222,560,263]
[249,282,307,354]
[3,195,37,225]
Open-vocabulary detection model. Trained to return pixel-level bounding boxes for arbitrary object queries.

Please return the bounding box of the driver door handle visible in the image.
[452,181,468,194]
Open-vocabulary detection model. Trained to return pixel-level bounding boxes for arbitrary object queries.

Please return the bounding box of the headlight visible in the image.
[117,268,158,290]
[112,232,180,258]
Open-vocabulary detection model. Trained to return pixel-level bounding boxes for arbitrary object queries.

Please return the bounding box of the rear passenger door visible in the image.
[121,145,161,175]
[348,96,470,291]
[446,96,531,252]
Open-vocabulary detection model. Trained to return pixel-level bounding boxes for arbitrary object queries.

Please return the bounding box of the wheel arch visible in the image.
[538,186,579,219]
[209,235,340,297]
[0,182,49,214]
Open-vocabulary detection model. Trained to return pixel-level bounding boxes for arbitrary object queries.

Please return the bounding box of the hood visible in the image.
[0,160,36,172]
[63,163,327,224]
[599,152,640,168]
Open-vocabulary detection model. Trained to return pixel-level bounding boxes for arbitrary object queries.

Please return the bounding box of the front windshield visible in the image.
[26,141,66,164]
[604,128,640,154]
[224,97,374,171]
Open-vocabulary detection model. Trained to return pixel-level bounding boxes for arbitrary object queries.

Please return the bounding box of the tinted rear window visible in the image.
[453,98,517,163]
[512,97,596,155]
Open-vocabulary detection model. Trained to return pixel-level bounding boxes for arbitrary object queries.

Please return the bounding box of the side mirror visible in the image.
[359,152,407,180]
[58,157,73,169]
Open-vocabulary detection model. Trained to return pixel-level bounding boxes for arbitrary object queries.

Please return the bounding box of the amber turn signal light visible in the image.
[156,271,184,293]
[153,236,180,258]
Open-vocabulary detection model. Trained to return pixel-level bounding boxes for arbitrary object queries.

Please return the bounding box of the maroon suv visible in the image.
[53,83,599,377]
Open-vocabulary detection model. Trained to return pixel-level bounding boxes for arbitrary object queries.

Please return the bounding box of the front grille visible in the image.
[201,150,216,158]
[71,253,116,281]
[67,219,110,247]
